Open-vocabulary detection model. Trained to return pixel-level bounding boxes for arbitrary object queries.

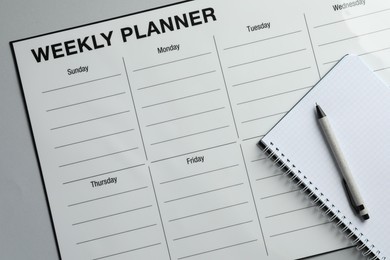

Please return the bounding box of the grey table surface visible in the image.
[0,0,365,259]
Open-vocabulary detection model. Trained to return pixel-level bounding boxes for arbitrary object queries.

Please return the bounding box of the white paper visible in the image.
[12,0,390,259]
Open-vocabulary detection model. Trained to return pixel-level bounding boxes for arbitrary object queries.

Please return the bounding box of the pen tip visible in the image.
[362,214,370,220]
[316,104,326,118]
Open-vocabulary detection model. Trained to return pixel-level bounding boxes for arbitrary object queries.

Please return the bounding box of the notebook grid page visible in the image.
[261,55,390,259]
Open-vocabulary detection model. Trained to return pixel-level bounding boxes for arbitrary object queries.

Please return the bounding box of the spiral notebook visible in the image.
[258,54,390,259]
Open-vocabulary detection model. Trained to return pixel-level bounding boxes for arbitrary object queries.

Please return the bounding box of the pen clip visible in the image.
[341,179,359,214]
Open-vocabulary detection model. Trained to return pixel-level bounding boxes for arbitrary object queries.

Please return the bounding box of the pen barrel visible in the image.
[318,117,366,212]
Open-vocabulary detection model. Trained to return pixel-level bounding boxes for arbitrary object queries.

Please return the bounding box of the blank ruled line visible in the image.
[237,86,311,106]
[323,46,390,65]
[265,205,316,219]
[242,135,264,142]
[92,242,161,260]
[133,52,212,72]
[63,164,145,184]
[241,111,287,124]
[164,183,244,203]
[146,107,225,127]
[233,67,311,87]
[138,70,216,90]
[169,201,248,222]
[72,205,152,226]
[318,27,390,47]
[142,89,220,109]
[50,110,130,130]
[150,125,230,146]
[224,30,302,50]
[256,173,283,181]
[173,220,253,241]
[68,186,148,207]
[46,92,126,112]
[76,223,157,245]
[228,48,306,68]
[313,7,390,29]
[151,141,236,164]
[177,239,257,259]
[374,66,390,72]
[251,157,267,163]
[358,46,390,57]
[270,222,331,238]
[42,73,121,93]
[160,164,239,185]
[261,189,300,200]
[59,147,138,168]
[55,129,134,149]
[323,59,342,65]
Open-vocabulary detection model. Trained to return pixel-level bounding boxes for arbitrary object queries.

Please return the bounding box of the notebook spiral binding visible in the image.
[259,141,386,260]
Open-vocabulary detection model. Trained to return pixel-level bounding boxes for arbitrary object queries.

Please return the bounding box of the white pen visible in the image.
[316,103,369,220]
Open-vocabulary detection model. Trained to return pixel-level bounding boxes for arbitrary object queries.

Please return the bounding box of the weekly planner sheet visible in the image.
[11,0,390,259]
